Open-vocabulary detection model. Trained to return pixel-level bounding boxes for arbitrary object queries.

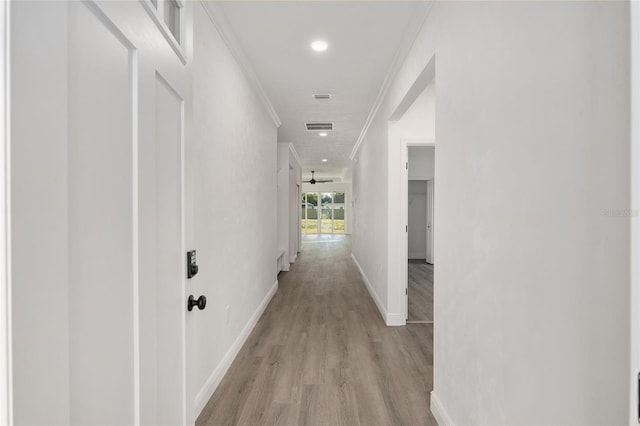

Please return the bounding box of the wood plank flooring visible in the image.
[408,260,434,322]
[196,235,436,426]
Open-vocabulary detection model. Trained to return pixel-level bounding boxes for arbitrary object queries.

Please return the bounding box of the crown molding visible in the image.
[288,143,301,169]
[349,1,433,160]
[200,1,282,128]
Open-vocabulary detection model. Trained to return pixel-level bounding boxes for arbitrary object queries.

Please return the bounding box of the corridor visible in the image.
[197,235,436,426]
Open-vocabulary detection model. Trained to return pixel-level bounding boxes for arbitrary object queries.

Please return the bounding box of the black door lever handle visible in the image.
[187,295,206,312]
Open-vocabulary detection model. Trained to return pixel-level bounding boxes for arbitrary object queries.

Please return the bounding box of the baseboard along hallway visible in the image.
[196,235,436,426]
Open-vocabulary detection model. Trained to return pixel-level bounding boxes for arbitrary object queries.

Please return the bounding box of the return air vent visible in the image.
[305,122,334,131]
[312,93,332,101]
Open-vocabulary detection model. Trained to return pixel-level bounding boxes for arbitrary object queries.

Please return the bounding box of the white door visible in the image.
[9,1,189,424]
[426,179,434,264]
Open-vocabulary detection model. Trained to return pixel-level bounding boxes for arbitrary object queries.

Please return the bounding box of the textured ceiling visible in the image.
[215,1,429,182]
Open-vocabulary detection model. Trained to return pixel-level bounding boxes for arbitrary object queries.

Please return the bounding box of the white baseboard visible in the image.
[289,253,297,263]
[194,280,278,417]
[431,391,455,426]
[386,313,405,326]
[281,263,290,272]
[351,253,400,326]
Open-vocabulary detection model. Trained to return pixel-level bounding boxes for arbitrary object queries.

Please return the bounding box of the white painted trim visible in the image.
[289,253,297,264]
[0,0,11,422]
[288,143,301,170]
[385,313,405,327]
[199,1,281,128]
[178,82,188,426]
[404,138,437,146]
[194,280,278,417]
[430,391,455,426]
[140,0,187,65]
[130,49,141,426]
[631,1,639,423]
[349,2,433,160]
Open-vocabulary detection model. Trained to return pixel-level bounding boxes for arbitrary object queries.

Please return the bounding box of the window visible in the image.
[301,191,346,234]
[163,0,181,43]
[142,0,186,64]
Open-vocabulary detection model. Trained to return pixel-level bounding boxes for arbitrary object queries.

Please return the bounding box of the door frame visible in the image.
[631,1,639,422]
[401,139,435,322]
[426,178,434,265]
[1,0,11,422]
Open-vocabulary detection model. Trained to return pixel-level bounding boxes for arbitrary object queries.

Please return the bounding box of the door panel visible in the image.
[68,2,135,423]
[153,73,185,425]
[10,3,71,423]
[9,1,189,424]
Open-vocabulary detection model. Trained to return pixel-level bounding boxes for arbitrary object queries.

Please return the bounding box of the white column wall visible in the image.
[353,1,630,424]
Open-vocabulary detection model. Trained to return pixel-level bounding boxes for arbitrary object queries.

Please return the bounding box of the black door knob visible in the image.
[187,295,206,312]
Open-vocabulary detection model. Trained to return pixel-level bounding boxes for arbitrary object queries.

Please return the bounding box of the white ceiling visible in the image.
[214,1,429,182]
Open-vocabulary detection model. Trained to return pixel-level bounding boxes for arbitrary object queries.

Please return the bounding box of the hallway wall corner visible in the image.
[351,253,403,326]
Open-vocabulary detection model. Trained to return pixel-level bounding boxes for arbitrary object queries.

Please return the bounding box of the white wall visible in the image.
[353,1,630,424]
[277,142,302,267]
[10,4,70,423]
[0,2,8,422]
[408,181,427,259]
[392,80,436,143]
[631,2,640,423]
[301,182,353,234]
[189,2,278,418]
[408,146,435,180]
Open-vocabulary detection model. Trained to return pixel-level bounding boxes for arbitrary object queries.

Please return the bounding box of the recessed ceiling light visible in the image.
[311,40,328,52]
[322,158,328,162]
[319,132,328,137]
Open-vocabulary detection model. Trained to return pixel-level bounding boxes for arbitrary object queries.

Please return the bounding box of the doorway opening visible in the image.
[301,191,345,234]
[405,145,435,324]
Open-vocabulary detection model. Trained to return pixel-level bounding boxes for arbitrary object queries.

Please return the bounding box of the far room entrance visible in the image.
[301,192,345,234]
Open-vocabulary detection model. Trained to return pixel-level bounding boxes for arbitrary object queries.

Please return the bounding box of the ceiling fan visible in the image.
[304,171,333,185]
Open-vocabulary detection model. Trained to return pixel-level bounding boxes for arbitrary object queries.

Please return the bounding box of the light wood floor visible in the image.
[408,260,434,322]
[196,234,436,426]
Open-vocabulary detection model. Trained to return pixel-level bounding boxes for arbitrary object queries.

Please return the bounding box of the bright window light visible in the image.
[311,40,328,52]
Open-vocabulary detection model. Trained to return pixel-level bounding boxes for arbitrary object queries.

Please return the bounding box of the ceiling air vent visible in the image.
[305,122,334,131]
[312,93,332,101]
